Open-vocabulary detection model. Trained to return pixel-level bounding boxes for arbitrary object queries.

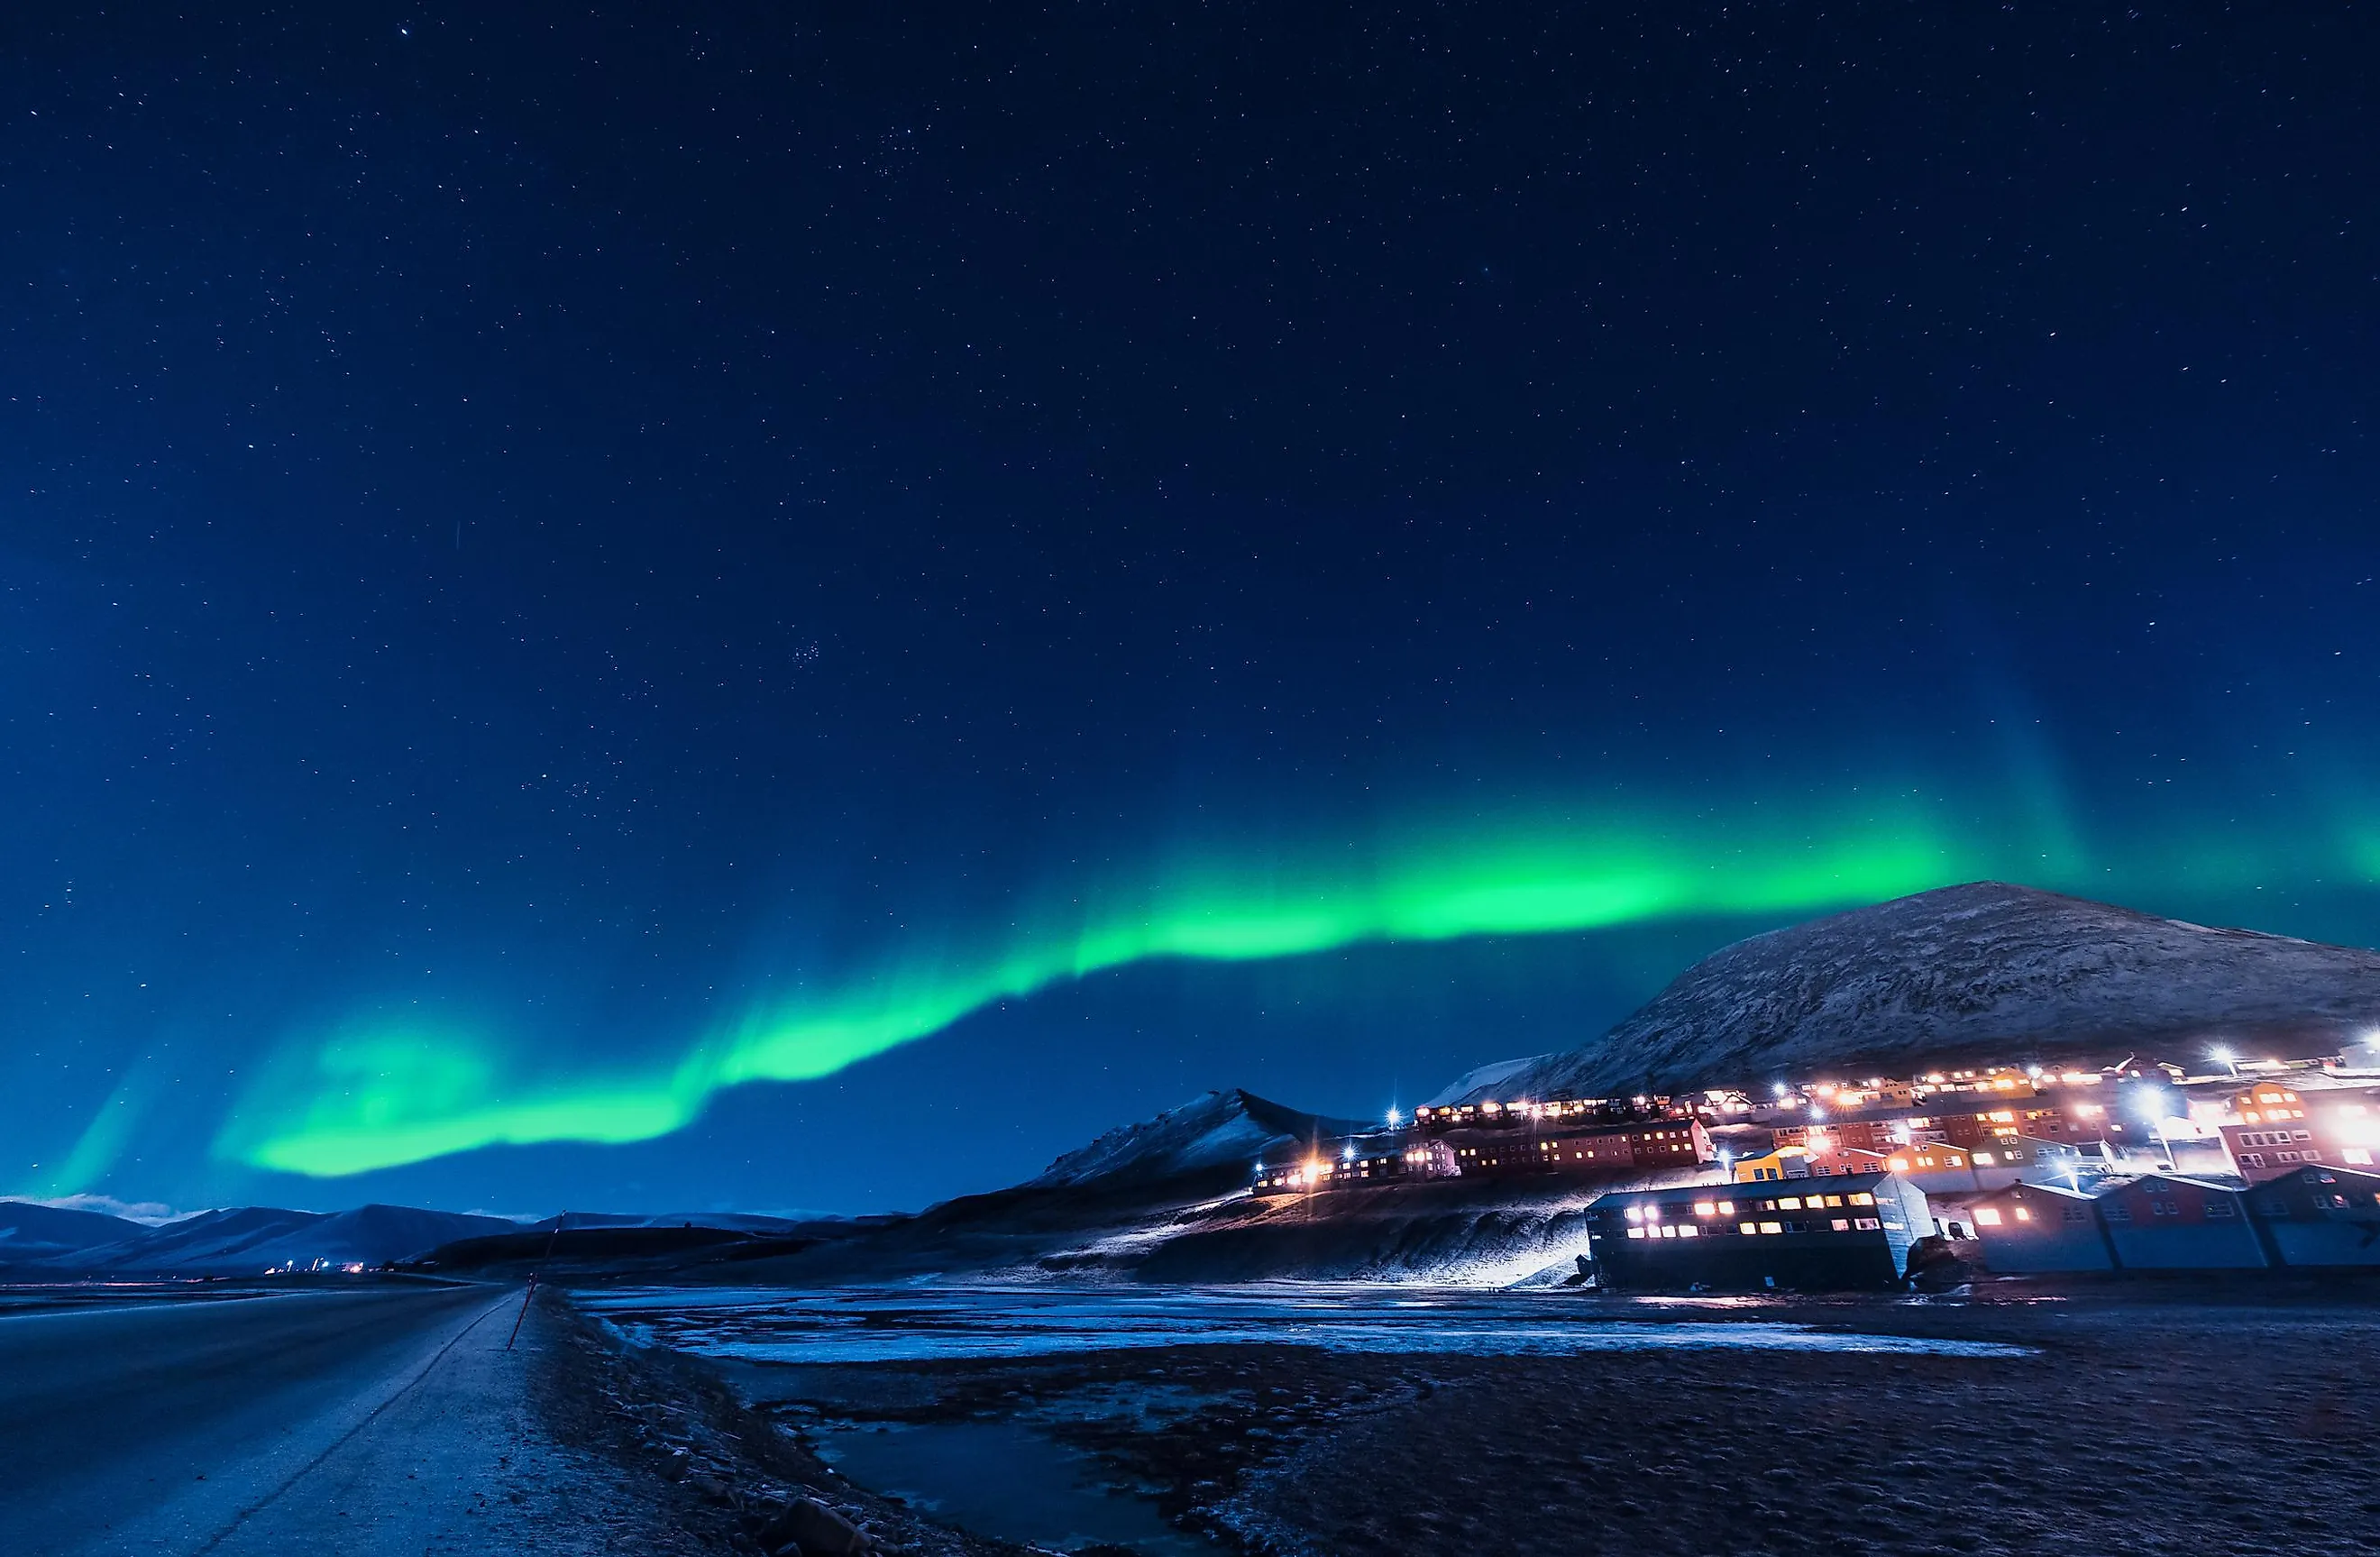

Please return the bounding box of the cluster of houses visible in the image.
[1248,1046,2380,1288]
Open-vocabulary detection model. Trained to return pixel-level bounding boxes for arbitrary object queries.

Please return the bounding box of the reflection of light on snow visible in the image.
[579,1286,2032,1367]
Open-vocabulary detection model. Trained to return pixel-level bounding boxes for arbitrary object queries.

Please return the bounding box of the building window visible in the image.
[2205,1201,2237,1219]
[1855,1217,1881,1231]
[1973,1207,2003,1226]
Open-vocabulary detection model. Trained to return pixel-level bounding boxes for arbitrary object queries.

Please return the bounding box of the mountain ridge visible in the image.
[1456,881,2380,1103]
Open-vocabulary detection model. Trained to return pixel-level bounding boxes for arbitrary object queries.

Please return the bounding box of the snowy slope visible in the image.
[59,1204,519,1274]
[65,1206,327,1272]
[238,1204,520,1269]
[0,1200,148,1264]
[1422,1055,1549,1109]
[1454,882,2380,1102]
[1030,1089,1370,1190]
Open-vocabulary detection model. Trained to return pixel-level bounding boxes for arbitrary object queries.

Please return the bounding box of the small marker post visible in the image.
[508,1212,567,1351]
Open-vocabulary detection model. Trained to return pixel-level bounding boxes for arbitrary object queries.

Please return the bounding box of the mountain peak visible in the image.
[1458,882,2380,1102]
[1030,1088,1369,1191]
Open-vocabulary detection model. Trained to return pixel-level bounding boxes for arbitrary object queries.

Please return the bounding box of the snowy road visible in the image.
[0,1283,648,1557]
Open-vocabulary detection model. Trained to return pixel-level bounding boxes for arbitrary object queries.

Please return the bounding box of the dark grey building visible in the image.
[1585,1171,1931,1291]
[2248,1164,2380,1268]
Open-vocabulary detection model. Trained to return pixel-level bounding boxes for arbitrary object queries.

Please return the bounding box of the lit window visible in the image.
[1830,1218,1850,1232]
[1718,1200,1735,1214]
[1739,1222,1758,1235]
[1693,1202,1717,1217]
[1851,1193,1874,1206]
[2014,1207,2032,1223]
[1625,1206,1643,1223]
[1973,1153,1995,1165]
[1823,1195,1843,1207]
[1759,1221,1783,1235]
[1779,1197,1803,1210]
[1855,1217,1881,1231]
[1973,1207,2003,1226]
[1625,1227,1645,1239]
[1677,1225,1699,1238]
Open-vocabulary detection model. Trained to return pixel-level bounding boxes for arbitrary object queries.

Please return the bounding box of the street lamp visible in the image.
[2131,1087,2178,1171]
[2211,1045,2238,1077]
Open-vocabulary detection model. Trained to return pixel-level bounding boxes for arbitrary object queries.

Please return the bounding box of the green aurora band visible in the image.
[218,803,2014,1177]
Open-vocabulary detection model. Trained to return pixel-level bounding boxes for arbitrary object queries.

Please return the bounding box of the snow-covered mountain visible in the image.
[1451,882,2380,1102]
[1030,1089,1369,1191]
[51,1204,520,1275]
[0,1200,149,1265]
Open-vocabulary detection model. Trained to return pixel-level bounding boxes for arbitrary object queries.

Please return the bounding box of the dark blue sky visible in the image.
[5,4,2376,1216]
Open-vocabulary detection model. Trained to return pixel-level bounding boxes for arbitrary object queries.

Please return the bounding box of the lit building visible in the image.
[2215,1080,2380,1180]
[1584,1172,1932,1291]
[1250,1134,1458,1195]
[1443,1117,1712,1177]
[1733,1142,1892,1182]
[1883,1135,2086,1194]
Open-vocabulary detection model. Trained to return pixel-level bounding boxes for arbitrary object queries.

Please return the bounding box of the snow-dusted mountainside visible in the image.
[1459,883,2380,1102]
[56,1204,519,1275]
[1422,1055,1550,1109]
[0,1200,149,1265]
[1030,1089,1369,1191]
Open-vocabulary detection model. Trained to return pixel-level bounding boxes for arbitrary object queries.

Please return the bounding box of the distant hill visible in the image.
[1451,882,2380,1103]
[0,1200,150,1265]
[1029,1088,1371,1192]
[519,1211,819,1236]
[50,1204,519,1275]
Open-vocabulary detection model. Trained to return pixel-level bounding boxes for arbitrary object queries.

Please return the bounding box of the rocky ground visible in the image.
[572,1283,2380,1557]
[533,1290,1028,1556]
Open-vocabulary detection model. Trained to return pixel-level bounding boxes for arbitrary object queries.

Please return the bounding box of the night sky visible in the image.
[7,5,2376,1217]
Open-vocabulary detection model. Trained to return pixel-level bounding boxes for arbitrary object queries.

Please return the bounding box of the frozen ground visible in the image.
[581,1282,2030,1363]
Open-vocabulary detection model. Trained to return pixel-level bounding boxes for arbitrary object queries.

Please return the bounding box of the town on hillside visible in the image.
[1247,1044,2380,1289]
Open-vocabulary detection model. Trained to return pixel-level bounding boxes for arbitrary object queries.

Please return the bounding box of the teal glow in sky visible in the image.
[217,803,1977,1176]
[6,5,2376,1214]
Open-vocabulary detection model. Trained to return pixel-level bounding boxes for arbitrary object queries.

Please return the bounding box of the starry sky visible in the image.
[6,4,2377,1217]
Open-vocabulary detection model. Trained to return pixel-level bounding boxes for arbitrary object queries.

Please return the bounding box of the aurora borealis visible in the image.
[224,804,1975,1177]
[7,5,2378,1215]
